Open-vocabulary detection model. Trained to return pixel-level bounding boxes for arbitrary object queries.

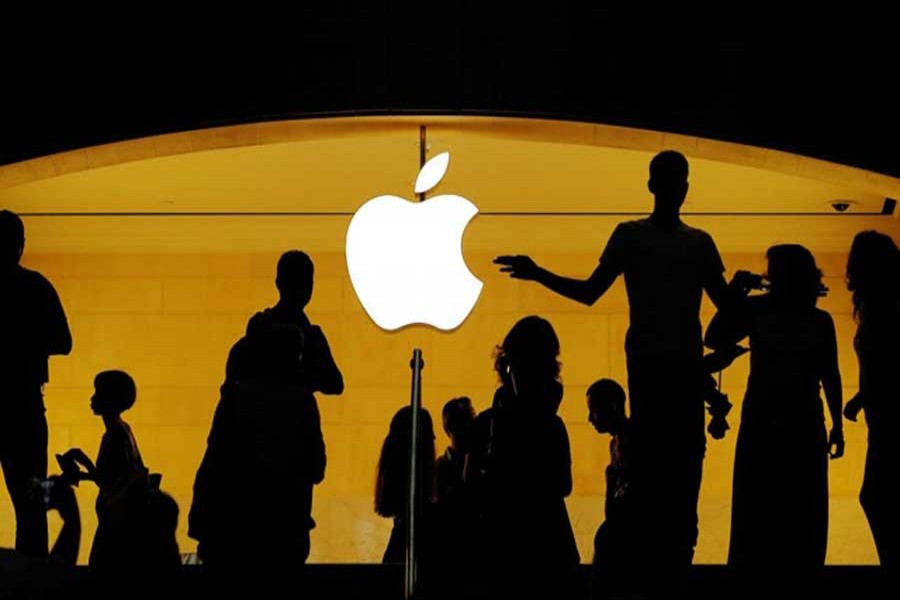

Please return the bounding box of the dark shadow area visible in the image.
[1,8,899,178]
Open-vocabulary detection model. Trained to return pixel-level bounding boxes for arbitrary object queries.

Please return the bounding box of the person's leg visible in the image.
[591,521,610,599]
[861,441,899,570]
[625,357,668,593]
[666,361,706,579]
[626,357,705,595]
[3,392,49,558]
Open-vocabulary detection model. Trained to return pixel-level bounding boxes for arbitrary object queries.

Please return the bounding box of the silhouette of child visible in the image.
[435,396,475,507]
[59,370,149,568]
[587,379,636,599]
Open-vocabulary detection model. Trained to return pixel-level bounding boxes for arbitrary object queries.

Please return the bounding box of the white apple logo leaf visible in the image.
[346,151,483,331]
[414,152,450,195]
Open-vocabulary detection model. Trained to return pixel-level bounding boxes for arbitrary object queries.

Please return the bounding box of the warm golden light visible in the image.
[0,117,896,564]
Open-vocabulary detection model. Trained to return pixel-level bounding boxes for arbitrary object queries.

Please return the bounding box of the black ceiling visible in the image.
[2,4,897,177]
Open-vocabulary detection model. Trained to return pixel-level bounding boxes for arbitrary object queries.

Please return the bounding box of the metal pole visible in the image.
[405,126,428,600]
[418,125,427,202]
[406,348,424,600]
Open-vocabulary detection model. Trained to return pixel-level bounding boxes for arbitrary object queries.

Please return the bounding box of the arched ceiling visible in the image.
[2,117,897,254]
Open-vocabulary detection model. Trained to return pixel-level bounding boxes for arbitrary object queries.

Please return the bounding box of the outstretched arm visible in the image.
[704,271,761,349]
[494,256,619,306]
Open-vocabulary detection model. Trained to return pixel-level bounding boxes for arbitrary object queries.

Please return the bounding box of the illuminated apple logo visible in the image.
[345,152,483,331]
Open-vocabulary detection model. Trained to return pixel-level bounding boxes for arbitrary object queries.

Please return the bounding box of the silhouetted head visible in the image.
[648,151,689,217]
[494,315,561,387]
[276,250,314,308]
[587,379,626,434]
[375,406,435,518]
[91,370,137,416]
[0,209,25,272]
[847,230,899,320]
[442,396,475,451]
[765,244,823,312]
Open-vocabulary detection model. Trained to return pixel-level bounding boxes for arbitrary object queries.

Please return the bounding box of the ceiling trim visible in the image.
[2,116,899,208]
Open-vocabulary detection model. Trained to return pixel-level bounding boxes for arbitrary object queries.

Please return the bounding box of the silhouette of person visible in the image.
[0,474,83,598]
[58,370,150,570]
[432,396,477,591]
[467,316,579,596]
[0,477,175,599]
[584,368,742,599]
[0,209,72,558]
[95,488,181,597]
[845,230,900,571]
[90,486,181,595]
[435,396,475,509]
[190,250,341,590]
[115,487,181,576]
[189,326,325,574]
[587,378,636,600]
[225,250,343,395]
[706,245,843,582]
[495,152,730,588]
[375,405,436,565]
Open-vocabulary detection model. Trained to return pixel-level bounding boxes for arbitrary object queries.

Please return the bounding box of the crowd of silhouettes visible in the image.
[1,146,899,598]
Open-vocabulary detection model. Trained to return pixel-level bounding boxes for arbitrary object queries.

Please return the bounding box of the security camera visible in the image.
[831,202,851,212]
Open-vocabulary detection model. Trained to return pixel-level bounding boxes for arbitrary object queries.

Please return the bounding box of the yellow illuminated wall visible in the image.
[0,247,875,564]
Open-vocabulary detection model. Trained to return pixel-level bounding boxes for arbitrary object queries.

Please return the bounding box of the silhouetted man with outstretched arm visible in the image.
[0,209,72,558]
[496,151,729,592]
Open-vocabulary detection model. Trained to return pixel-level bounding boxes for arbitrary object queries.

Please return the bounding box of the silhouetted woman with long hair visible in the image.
[707,245,843,580]
[375,405,436,564]
[845,230,900,569]
[468,315,579,595]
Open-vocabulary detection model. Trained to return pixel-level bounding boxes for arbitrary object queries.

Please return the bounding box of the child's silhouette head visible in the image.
[587,378,626,434]
[442,396,475,451]
[91,370,136,417]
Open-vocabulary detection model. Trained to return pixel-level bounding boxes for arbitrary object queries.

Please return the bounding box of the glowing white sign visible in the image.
[345,152,483,331]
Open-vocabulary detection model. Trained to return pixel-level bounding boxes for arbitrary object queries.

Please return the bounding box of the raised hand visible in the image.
[494,255,541,280]
[843,393,864,422]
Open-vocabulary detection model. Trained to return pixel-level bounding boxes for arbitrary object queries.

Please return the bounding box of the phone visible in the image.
[506,364,519,399]
[39,478,54,506]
